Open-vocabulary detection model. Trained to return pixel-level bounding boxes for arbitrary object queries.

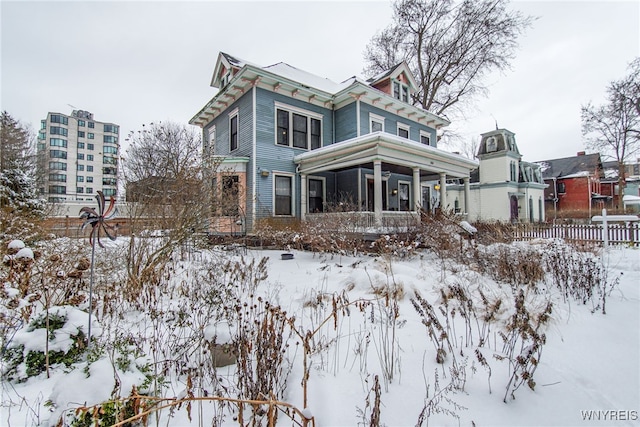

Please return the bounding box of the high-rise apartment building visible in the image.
[37,110,119,202]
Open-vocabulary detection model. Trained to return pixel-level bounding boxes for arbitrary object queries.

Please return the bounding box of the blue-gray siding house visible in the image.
[190,52,477,233]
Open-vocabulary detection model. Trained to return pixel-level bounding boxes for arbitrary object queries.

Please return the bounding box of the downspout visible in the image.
[252,84,257,230]
[552,177,558,223]
[356,98,361,137]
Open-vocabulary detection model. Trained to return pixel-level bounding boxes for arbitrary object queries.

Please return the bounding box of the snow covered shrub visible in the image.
[542,241,605,308]
[372,234,419,258]
[2,306,87,382]
[495,290,552,403]
[470,243,545,291]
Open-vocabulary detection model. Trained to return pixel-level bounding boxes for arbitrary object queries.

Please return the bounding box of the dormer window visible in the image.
[392,81,410,102]
[220,71,232,88]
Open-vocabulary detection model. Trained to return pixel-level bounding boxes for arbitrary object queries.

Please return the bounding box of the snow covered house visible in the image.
[189,52,477,234]
[535,152,606,219]
[447,129,547,223]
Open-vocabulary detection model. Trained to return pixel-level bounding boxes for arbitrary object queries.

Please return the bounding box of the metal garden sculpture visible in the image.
[80,191,117,345]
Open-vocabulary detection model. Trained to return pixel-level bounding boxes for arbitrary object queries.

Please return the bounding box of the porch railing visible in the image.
[305,211,420,232]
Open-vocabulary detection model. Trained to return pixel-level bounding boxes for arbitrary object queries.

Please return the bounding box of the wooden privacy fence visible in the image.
[513,222,640,247]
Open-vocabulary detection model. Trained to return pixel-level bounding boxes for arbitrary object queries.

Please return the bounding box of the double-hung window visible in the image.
[274,175,293,216]
[370,113,385,133]
[419,130,431,145]
[397,123,410,139]
[229,111,238,152]
[275,103,322,150]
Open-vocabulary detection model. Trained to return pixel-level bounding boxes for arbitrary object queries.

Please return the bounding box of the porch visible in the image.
[294,132,478,227]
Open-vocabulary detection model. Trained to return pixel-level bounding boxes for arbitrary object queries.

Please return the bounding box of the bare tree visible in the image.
[122,122,208,290]
[582,58,640,197]
[364,0,533,118]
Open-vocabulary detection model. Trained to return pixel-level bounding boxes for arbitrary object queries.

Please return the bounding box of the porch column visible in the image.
[374,160,383,226]
[463,177,471,217]
[439,172,447,210]
[300,174,307,221]
[412,167,421,212]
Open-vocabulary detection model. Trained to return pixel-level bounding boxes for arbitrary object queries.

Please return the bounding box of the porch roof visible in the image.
[294,132,478,179]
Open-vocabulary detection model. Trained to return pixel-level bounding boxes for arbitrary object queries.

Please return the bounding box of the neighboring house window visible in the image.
[510,162,517,181]
[50,126,68,136]
[230,112,238,152]
[538,198,543,223]
[50,150,67,159]
[419,131,430,145]
[557,182,566,193]
[104,124,119,133]
[221,175,239,216]
[529,196,534,222]
[49,161,66,171]
[308,178,324,213]
[393,81,400,99]
[274,174,293,216]
[486,136,497,152]
[48,185,66,194]
[370,114,385,133]
[50,115,68,125]
[398,182,410,211]
[402,86,409,103]
[50,138,67,148]
[275,103,322,150]
[397,123,410,139]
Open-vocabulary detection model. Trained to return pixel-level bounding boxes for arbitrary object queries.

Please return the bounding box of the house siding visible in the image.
[359,102,437,147]
[334,102,357,142]
[254,88,334,219]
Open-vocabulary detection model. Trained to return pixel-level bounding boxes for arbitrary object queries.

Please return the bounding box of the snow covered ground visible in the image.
[1,238,638,426]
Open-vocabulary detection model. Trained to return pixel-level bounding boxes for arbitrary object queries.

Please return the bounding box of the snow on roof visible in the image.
[262,62,351,94]
[561,171,591,178]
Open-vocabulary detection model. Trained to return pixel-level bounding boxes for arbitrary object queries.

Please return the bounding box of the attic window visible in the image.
[220,71,232,88]
[393,81,409,103]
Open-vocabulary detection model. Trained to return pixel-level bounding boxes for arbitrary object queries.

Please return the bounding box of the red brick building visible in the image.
[535,152,606,219]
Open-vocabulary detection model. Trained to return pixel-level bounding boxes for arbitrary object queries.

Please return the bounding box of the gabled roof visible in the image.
[535,153,602,179]
[366,62,419,91]
[191,53,450,129]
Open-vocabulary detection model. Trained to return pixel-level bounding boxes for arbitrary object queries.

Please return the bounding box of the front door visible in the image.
[366,178,387,211]
[510,195,519,222]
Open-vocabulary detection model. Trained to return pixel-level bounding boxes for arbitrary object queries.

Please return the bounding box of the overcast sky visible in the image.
[1,0,638,163]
